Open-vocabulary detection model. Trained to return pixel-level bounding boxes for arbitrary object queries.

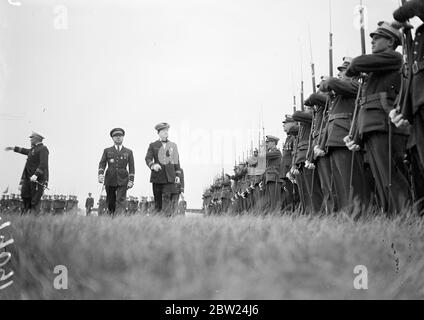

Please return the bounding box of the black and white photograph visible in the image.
[1,0,424,306]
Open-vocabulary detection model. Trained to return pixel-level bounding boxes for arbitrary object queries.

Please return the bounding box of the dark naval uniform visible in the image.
[98,145,135,215]
[347,48,410,214]
[13,143,49,214]
[393,0,424,212]
[145,139,181,215]
[85,196,94,215]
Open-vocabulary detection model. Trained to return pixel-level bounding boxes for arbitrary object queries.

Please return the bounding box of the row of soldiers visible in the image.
[94,195,186,216]
[203,2,424,217]
[0,193,79,214]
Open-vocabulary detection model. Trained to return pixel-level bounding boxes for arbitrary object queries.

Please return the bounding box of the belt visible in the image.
[360,92,395,105]
[328,113,352,121]
[412,60,424,75]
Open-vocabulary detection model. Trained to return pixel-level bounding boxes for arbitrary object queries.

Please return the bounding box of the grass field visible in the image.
[1,211,424,300]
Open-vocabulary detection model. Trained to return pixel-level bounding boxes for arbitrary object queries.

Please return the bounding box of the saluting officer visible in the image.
[98,128,135,216]
[4,131,49,214]
[145,122,182,216]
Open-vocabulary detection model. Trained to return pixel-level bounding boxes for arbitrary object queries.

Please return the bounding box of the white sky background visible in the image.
[0,0,421,208]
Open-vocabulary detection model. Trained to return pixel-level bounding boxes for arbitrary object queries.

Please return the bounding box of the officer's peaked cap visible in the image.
[110,128,125,137]
[266,135,280,143]
[155,122,170,132]
[29,131,44,140]
[370,21,402,46]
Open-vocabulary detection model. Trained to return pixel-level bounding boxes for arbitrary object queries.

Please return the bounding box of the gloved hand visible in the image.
[175,177,180,184]
[151,163,162,172]
[30,175,38,182]
[305,160,316,170]
[343,136,361,151]
[313,145,325,159]
[127,180,134,189]
[98,174,105,184]
[389,109,410,128]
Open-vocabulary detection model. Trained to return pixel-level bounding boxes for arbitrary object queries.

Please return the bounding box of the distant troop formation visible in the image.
[203,1,424,217]
[0,193,79,215]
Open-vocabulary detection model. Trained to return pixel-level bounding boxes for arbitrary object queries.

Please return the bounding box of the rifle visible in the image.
[328,0,334,77]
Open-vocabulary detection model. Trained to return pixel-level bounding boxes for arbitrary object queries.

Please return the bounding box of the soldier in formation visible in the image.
[203,6,424,217]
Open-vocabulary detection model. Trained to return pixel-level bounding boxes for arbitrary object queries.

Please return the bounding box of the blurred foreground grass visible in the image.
[1,211,424,299]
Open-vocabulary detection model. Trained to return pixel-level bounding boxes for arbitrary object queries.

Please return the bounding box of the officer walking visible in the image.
[85,193,94,216]
[98,128,135,216]
[4,132,49,214]
[145,123,182,216]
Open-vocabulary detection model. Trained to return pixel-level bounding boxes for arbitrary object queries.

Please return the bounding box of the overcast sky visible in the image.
[0,0,420,208]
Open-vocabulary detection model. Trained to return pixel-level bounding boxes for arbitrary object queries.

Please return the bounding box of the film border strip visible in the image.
[0,215,14,290]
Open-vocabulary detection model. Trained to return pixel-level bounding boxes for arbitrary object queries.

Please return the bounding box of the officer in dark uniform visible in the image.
[145,123,182,216]
[392,0,424,213]
[98,128,135,216]
[345,21,411,215]
[5,131,49,214]
[85,193,94,216]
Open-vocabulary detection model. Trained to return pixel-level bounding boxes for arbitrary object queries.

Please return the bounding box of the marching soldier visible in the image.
[345,21,411,215]
[4,131,49,214]
[98,128,135,216]
[392,0,424,213]
[145,122,182,217]
[85,193,94,216]
[264,135,282,213]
